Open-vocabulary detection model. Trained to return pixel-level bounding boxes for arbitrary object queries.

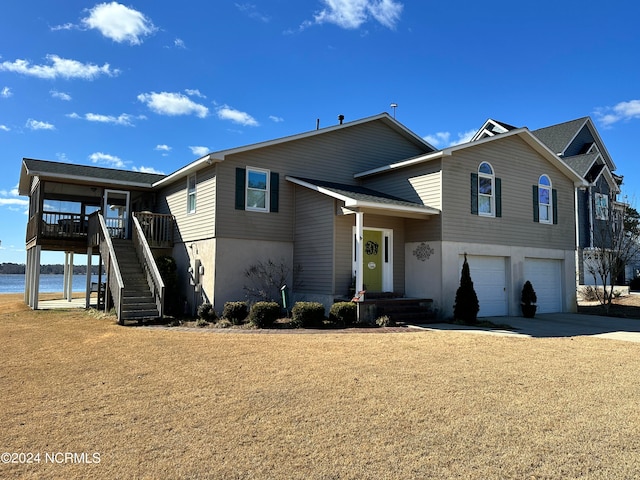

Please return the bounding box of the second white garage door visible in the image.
[461,255,508,317]
[524,258,563,313]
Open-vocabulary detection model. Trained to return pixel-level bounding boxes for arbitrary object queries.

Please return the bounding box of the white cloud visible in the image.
[189,146,210,157]
[68,112,144,126]
[595,99,640,127]
[89,152,125,168]
[269,115,284,123]
[155,144,171,152]
[1,86,12,98]
[0,54,118,80]
[50,22,75,31]
[26,119,55,130]
[50,90,72,101]
[173,38,186,49]
[307,0,403,30]
[137,91,209,118]
[216,105,259,126]
[424,129,476,148]
[0,185,19,197]
[423,132,450,147]
[133,165,165,174]
[185,89,206,98]
[0,198,28,207]
[0,125,9,132]
[82,2,156,45]
[236,3,271,23]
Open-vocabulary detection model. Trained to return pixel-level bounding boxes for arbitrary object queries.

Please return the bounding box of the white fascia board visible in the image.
[286,176,354,203]
[23,170,155,190]
[153,154,221,187]
[345,200,440,216]
[584,118,617,171]
[355,150,448,178]
[593,166,621,194]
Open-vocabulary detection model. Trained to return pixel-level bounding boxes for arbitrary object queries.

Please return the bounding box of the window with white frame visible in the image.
[478,162,494,216]
[595,193,609,220]
[246,168,269,212]
[538,175,552,223]
[187,173,196,214]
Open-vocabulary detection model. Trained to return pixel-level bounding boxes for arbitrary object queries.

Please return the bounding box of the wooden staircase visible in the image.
[111,239,160,323]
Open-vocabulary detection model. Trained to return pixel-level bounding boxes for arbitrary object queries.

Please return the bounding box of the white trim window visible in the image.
[187,173,196,214]
[595,193,609,221]
[478,162,494,216]
[538,175,552,223]
[246,167,270,212]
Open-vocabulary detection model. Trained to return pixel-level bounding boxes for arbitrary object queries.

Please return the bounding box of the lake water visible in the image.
[0,274,99,294]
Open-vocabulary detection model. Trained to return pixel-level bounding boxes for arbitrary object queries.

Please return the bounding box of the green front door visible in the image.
[363,230,383,292]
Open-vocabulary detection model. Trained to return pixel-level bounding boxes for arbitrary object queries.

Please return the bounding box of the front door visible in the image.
[103,190,130,239]
[363,230,383,292]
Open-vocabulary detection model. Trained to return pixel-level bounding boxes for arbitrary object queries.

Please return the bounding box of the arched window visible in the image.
[538,175,551,223]
[478,162,494,216]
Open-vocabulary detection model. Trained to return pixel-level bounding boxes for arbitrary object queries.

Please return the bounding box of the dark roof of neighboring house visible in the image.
[561,153,600,178]
[531,117,589,155]
[287,176,440,214]
[19,158,166,194]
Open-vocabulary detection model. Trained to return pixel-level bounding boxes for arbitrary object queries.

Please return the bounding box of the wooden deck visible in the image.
[37,295,100,310]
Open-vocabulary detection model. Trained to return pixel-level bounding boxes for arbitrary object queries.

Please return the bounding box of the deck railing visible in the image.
[39,211,89,239]
[134,212,174,248]
[88,212,125,323]
[132,214,165,318]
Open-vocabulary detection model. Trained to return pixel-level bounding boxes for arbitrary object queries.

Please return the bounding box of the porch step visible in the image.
[358,298,437,324]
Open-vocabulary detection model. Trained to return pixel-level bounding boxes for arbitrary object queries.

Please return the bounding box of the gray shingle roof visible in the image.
[532,117,588,154]
[22,158,166,186]
[561,153,599,178]
[289,177,436,211]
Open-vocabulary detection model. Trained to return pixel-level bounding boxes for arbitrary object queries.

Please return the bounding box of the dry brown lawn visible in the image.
[2,294,640,479]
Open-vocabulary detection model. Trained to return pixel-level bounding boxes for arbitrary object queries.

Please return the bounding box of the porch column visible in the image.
[63,251,74,301]
[86,247,92,309]
[29,246,41,310]
[355,211,364,296]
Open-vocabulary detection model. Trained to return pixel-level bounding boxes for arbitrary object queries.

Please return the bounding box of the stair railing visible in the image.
[132,213,165,318]
[90,212,125,323]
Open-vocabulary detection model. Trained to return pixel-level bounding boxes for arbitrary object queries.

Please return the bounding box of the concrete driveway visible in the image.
[416,313,640,343]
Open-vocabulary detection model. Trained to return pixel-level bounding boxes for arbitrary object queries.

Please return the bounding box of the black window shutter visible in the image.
[552,189,558,224]
[532,185,539,222]
[495,178,502,218]
[270,172,279,213]
[235,168,246,210]
[471,173,478,215]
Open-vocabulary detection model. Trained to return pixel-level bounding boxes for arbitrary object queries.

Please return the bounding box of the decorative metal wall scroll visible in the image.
[413,242,434,261]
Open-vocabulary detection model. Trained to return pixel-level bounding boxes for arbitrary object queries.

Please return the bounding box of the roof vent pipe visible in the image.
[338,114,344,125]
[316,118,320,130]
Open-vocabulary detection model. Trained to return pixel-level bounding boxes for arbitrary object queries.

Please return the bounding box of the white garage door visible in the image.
[461,255,508,317]
[524,258,562,313]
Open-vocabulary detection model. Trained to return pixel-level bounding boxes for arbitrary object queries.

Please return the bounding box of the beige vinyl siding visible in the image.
[216,120,427,241]
[442,135,576,250]
[158,165,216,243]
[361,162,443,243]
[293,187,335,294]
[362,160,443,209]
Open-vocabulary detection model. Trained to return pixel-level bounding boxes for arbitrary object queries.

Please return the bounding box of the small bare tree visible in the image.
[243,258,303,304]
[584,195,640,312]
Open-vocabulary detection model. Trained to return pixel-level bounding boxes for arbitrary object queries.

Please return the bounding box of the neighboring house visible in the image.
[18,113,587,322]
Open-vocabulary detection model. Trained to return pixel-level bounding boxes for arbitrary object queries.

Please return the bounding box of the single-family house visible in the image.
[18,113,587,323]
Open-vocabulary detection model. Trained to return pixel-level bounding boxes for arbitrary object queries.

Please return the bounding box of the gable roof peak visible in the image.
[471,118,520,141]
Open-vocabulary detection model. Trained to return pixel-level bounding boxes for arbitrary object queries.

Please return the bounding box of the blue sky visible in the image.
[1,0,640,264]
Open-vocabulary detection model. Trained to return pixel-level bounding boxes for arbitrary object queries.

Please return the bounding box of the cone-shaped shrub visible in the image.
[453,253,480,324]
